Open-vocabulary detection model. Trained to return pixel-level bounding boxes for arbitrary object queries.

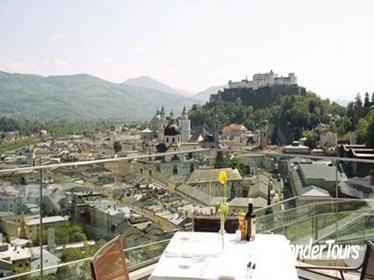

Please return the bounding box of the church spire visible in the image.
[19,214,27,239]
[182,105,188,120]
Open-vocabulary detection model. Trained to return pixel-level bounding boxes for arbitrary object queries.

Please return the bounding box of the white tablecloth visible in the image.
[149,232,298,280]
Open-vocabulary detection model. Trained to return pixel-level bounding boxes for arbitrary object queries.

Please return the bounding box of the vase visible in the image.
[219,212,226,250]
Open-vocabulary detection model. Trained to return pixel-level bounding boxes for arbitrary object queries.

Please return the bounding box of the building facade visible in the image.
[149,106,190,143]
[186,168,243,199]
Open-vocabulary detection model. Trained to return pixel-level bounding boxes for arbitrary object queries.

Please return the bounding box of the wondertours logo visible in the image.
[289,239,360,260]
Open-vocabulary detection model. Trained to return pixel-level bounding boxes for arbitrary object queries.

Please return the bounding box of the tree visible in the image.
[352,93,365,125]
[214,151,225,168]
[337,117,352,136]
[35,224,87,246]
[56,239,106,280]
[346,102,355,119]
[364,92,370,108]
[328,121,337,133]
[367,113,374,147]
[355,93,363,108]
[359,111,374,148]
[61,248,85,262]
[0,116,19,132]
[113,140,122,153]
[303,129,318,149]
[189,88,346,145]
[56,224,87,244]
[355,118,369,144]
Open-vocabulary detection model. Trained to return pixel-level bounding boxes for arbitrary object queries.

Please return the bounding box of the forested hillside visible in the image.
[189,88,374,147]
[0,71,194,121]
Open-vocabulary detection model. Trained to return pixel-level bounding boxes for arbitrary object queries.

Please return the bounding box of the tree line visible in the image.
[188,91,374,148]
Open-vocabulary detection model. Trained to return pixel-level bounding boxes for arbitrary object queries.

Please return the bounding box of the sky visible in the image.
[1,0,374,100]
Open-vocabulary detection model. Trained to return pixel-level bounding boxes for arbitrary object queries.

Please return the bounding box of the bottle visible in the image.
[238,211,246,240]
[245,203,256,241]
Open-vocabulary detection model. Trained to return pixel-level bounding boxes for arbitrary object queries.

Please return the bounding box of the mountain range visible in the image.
[333,99,350,107]
[0,71,218,122]
[193,85,226,102]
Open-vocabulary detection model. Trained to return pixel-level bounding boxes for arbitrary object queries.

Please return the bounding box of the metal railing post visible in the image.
[335,159,339,244]
[314,215,318,241]
[39,168,43,279]
[312,201,317,241]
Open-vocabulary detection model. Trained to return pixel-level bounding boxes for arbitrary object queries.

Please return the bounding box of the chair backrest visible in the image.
[91,235,129,280]
[193,216,239,233]
[360,241,374,280]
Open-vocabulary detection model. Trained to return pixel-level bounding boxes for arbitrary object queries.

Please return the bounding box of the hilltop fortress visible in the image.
[210,71,305,108]
[228,70,297,90]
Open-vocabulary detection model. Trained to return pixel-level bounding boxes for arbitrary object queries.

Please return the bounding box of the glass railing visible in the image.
[0,148,373,278]
[0,149,210,279]
[256,198,372,233]
[0,239,170,280]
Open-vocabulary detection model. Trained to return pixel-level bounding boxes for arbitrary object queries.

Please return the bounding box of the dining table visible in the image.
[149,231,299,280]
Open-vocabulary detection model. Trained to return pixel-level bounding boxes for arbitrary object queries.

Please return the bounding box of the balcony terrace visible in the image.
[0,149,372,279]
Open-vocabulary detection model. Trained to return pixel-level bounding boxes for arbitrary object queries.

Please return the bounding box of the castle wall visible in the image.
[228,72,297,90]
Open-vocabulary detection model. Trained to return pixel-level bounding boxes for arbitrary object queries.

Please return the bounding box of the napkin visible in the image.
[218,275,235,280]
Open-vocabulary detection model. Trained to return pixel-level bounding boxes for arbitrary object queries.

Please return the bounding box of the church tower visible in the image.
[158,106,166,140]
[212,113,220,143]
[180,105,190,142]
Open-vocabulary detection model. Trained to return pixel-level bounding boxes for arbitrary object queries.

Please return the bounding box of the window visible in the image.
[190,164,194,173]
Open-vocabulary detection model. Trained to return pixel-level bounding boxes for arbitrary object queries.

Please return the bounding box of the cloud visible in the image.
[0,56,41,73]
[139,47,145,54]
[48,33,64,42]
[53,59,69,68]
[97,57,112,63]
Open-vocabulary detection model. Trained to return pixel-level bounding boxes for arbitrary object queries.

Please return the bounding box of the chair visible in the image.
[91,235,129,280]
[192,216,239,233]
[296,241,374,280]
